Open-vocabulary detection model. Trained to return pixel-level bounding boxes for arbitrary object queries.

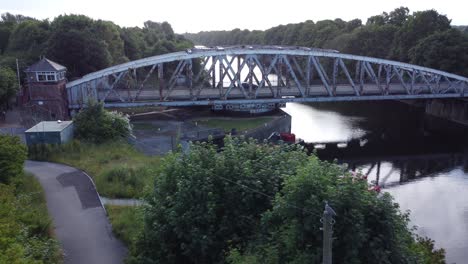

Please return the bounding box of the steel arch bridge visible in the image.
[66,45,468,110]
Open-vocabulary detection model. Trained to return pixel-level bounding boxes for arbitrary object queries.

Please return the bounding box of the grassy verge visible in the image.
[106,205,144,253]
[45,141,160,198]
[193,117,274,132]
[0,173,62,263]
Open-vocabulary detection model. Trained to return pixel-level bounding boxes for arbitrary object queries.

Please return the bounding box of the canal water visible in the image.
[283,101,468,264]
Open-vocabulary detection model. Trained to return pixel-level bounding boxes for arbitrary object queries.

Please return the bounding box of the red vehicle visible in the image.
[268,132,296,143]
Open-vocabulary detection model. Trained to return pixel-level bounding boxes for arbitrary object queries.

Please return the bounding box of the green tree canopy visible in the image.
[0,66,18,108]
[0,13,35,54]
[6,19,50,61]
[46,15,113,77]
[391,10,451,61]
[131,138,443,264]
[338,24,398,58]
[410,29,468,76]
[132,137,309,263]
[227,156,444,263]
[120,27,146,60]
[387,6,410,26]
[92,20,126,64]
[185,6,467,78]
[47,28,112,77]
[0,13,193,79]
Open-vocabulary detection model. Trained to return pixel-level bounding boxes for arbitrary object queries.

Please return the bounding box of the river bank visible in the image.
[130,107,292,155]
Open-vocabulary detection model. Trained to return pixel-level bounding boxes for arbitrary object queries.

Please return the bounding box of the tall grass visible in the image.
[43,140,160,198]
[105,205,144,253]
[1,173,62,263]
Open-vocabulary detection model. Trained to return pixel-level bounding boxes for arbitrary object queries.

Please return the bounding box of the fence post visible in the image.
[322,202,336,264]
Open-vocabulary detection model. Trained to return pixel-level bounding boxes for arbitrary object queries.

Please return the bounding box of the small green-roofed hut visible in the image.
[25,121,74,145]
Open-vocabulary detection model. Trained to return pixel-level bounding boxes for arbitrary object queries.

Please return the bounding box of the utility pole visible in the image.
[322,202,336,264]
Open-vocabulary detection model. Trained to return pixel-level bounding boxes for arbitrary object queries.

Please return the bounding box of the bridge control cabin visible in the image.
[23,57,69,120]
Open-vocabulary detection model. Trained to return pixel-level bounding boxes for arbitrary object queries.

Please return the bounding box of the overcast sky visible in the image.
[1,0,467,33]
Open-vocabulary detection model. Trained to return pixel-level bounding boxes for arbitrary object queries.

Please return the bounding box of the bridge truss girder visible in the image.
[66,46,468,109]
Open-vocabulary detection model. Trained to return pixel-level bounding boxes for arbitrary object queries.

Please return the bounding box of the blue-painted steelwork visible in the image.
[66,46,468,109]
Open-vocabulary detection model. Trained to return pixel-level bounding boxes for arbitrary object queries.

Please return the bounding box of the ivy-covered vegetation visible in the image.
[0,134,61,263]
[126,137,445,264]
[185,7,468,77]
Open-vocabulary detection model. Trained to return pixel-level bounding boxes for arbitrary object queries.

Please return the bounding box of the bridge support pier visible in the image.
[425,99,468,126]
[423,99,468,139]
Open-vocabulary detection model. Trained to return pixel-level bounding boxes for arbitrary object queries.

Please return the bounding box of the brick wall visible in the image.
[25,80,69,120]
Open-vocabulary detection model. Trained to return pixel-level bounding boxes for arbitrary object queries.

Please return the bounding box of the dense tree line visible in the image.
[185,7,468,77]
[0,13,193,79]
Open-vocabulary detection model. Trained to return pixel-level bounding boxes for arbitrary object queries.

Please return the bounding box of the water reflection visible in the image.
[387,170,468,264]
[286,102,468,264]
[283,102,366,142]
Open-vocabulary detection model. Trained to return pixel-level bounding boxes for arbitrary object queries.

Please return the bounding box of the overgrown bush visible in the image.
[0,134,27,183]
[226,158,445,264]
[74,100,132,143]
[131,137,309,263]
[0,174,61,263]
[0,134,60,262]
[131,137,445,264]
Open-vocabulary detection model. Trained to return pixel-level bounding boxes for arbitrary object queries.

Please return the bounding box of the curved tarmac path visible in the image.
[25,161,127,264]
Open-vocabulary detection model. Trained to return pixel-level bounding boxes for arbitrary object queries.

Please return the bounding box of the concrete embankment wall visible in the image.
[424,99,468,126]
[400,99,468,136]
[239,110,292,140]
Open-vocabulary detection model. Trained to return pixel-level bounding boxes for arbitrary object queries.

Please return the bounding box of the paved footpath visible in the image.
[25,161,127,264]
